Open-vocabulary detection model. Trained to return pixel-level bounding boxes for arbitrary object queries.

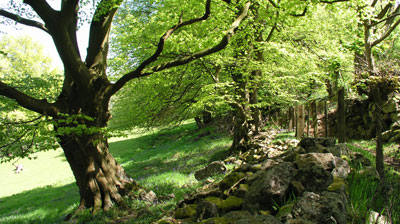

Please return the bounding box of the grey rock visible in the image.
[139,190,158,203]
[243,162,295,212]
[324,144,349,157]
[196,200,219,221]
[195,161,227,181]
[294,163,333,192]
[298,138,336,153]
[292,191,347,224]
[367,211,390,224]
[332,157,350,179]
[222,211,282,224]
[295,153,336,171]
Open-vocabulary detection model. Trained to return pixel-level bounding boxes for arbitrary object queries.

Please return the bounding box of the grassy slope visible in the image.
[0,122,231,224]
[0,149,75,198]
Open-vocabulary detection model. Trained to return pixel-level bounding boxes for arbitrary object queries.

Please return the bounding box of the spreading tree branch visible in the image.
[376,2,392,20]
[85,0,121,69]
[292,7,307,17]
[0,81,58,116]
[60,0,80,20]
[319,0,349,4]
[22,0,57,27]
[0,9,49,33]
[268,0,279,8]
[371,13,400,27]
[372,17,400,46]
[111,0,251,95]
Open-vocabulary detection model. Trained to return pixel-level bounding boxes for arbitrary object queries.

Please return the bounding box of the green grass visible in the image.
[347,140,400,224]
[0,122,231,224]
[0,149,75,198]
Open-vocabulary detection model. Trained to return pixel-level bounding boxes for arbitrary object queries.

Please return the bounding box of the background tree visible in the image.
[0,0,250,213]
[356,0,400,179]
[0,35,62,161]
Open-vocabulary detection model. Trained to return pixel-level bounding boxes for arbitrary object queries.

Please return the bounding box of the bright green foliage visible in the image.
[109,0,236,129]
[0,36,62,162]
[109,1,360,131]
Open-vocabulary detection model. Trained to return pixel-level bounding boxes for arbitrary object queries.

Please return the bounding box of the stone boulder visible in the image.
[332,157,351,178]
[367,211,390,224]
[200,210,282,224]
[196,200,219,221]
[139,190,158,203]
[195,161,227,181]
[243,162,295,212]
[294,163,333,192]
[298,137,336,153]
[290,191,347,224]
[295,153,336,171]
[218,171,246,191]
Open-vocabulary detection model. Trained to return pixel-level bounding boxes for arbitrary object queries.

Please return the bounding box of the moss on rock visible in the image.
[175,204,197,219]
[233,184,249,198]
[327,177,347,193]
[219,196,244,212]
[200,217,230,224]
[218,172,246,191]
[205,196,224,207]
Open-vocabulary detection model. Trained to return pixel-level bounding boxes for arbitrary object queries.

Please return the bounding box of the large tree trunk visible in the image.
[230,105,250,154]
[59,133,136,212]
[230,70,251,154]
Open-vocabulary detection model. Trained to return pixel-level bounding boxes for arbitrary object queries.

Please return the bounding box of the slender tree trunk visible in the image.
[306,104,310,137]
[296,104,305,138]
[373,87,385,179]
[312,101,318,137]
[338,87,346,143]
[324,101,328,137]
[195,117,205,129]
[288,107,294,131]
[364,21,384,179]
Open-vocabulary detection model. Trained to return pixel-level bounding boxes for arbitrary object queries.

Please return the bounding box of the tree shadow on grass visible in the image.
[109,123,231,197]
[0,123,231,224]
[0,182,79,224]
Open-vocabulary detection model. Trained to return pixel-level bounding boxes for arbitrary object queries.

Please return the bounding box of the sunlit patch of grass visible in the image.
[1,121,232,224]
[0,148,75,198]
[272,131,296,143]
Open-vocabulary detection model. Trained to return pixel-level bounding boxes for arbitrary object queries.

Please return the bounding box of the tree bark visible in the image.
[288,107,294,131]
[372,87,385,179]
[230,71,251,154]
[311,101,318,137]
[306,104,310,137]
[324,101,328,137]
[0,0,252,214]
[59,133,136,212]
[296,104,305,138]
